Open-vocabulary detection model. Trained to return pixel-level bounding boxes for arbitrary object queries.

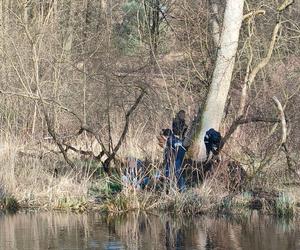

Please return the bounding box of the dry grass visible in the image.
[0,131,298,217]
[0,135,90,210]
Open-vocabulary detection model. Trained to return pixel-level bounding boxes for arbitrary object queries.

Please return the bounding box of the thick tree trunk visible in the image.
[186,0,244,161]
[209,0,221,48]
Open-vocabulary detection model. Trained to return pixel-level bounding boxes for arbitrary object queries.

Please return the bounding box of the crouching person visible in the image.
[204,128,222,159]
[161,129,187,192]
[203,128,222,175]
[121,157,149,190]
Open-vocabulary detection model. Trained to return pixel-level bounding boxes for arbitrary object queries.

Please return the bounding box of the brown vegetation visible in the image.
[0,0,299,214]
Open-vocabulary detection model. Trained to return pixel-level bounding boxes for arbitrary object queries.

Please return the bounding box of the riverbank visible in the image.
[0,193,19,213]
[2,176,299,218]
[94,184,300,217]
[0,137,299,217]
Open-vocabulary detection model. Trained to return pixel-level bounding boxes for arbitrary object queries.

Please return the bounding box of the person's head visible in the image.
[177,110,185,120]
[161,128,173,137]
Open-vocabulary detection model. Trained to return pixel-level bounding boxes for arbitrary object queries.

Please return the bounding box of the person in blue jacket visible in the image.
[161,128,186,192]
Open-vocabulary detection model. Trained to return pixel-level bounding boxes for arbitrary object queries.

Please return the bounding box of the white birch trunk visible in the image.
[209,0,220,47]
[191,0,244,161]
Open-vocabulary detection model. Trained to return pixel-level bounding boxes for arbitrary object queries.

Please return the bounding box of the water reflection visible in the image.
[0,211,299,250]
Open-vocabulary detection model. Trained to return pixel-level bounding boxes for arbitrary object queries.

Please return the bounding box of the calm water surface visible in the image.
[0,211,299,250]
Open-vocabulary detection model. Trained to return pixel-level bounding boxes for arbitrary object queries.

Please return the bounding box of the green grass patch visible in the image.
[0,195,20,213]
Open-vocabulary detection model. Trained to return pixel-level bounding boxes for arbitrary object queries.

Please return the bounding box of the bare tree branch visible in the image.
[277,0,294,12]
[220,116,280,150]
[272,96,298,178]
[79,125,110,158]
[63,143,103,161]
[272,96,287,145]
[235,21,281,138]
[243,10,265,20]
[247,23,281,86]
[103,90,146,172]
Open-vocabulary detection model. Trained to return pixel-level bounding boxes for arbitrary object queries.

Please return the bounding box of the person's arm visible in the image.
[172,119,177,135]
[182,122,188,139]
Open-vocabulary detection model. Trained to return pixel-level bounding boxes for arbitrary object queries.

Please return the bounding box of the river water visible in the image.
[0,211,299,250]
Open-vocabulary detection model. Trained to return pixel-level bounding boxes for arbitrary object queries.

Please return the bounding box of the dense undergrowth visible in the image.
[1,172,298,217]
[0,136,299,218]
[0,185,19,213]
[95,178,299,218]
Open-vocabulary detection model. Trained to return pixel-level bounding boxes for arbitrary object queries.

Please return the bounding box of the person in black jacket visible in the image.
[204,128,222,158]
[172,110,188,140]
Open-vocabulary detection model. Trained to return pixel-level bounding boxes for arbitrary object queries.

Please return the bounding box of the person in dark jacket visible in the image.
[172,110,188,140]
[204,128,222,158]
[203,128,222,174]
[161,129,186,191]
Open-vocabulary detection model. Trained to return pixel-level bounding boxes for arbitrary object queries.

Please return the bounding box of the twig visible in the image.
[277,0,294,12]
[243,10,265,20]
